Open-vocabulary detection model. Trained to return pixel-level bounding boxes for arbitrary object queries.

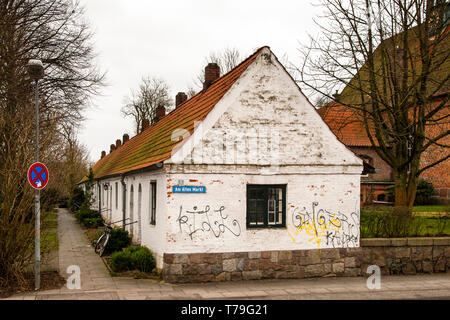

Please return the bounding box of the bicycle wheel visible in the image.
[96,233,110,257]
[95,233,106,254]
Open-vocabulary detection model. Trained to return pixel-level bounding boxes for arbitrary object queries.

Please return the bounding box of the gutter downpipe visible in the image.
[120,173,127,229]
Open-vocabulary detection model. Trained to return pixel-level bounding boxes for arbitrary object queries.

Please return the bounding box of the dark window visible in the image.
[150,181,156,225]
[247,184,286,228]
[115,182,118,209]
[377,194,386,201]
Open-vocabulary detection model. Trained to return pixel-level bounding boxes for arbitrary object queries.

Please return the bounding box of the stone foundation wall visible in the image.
[162,238,450,283]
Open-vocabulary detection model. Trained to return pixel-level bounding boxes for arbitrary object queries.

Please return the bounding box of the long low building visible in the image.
[80,47,363,273]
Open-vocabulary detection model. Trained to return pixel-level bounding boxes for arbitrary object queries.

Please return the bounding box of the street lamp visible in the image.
[27,59,44,290]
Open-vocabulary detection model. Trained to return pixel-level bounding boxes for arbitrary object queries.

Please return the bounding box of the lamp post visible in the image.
[27,59,44,290]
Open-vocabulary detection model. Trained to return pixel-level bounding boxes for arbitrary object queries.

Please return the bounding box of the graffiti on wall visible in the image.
[176,205,241,240]
[287,202,359,248]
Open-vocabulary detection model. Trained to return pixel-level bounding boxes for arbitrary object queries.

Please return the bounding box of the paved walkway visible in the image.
[4,208,450,300]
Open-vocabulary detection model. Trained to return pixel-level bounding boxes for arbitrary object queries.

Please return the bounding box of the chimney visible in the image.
[154,105,166,122]
[203,63,220,90]
[141,118,150,132]
[110,144,116,153]
[101,151,106,159]
[332,90,340,100]
[123,133,129,144]
[116,139,122,148]
[176,92,187,107]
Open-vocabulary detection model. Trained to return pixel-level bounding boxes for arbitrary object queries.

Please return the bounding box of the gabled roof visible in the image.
[82,47,267,182]
[318,103,374,147]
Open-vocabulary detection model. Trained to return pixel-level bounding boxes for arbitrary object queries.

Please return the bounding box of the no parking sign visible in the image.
[27,162,49,190]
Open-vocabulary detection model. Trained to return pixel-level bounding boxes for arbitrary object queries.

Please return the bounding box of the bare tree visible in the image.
[297,0,449,212]
[0,0,104,289]
[121,77,172,134]
[192,47,243,89]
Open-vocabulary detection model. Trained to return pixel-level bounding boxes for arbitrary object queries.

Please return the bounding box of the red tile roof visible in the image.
[82,47,267,182]
[318,103,375,147]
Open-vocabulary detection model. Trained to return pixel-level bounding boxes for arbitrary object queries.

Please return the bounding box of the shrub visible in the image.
[360,206,424,238]
[41,187,61,212]
[110,251,133,272]
[69,187,86,212]
[124,245,142,255]
[105,228,131,254]
[415,179,435,205]
[75,208,103,228]
[83,217,103,228]
[130,247,155,272]
[109,245,156,273]
[58,197,69,208]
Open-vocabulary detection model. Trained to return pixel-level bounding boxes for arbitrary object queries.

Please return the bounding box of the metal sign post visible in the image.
[27,59,44,290]
[34,78,40,291]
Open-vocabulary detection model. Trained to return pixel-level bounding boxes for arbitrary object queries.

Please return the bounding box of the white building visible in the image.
[82,47,363,270]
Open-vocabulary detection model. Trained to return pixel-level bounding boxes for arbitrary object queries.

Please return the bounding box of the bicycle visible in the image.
[94,218,137,256]
[70,201,81,212]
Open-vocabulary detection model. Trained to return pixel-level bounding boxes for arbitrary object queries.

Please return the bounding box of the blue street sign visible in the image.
[172,186,206,193]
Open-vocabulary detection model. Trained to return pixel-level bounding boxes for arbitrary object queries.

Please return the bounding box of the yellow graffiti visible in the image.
[287,212,342,249]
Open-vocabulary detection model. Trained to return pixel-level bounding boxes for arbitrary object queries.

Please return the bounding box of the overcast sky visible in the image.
[77,0,322,163]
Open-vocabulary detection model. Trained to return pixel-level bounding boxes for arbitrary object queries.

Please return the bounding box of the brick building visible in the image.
[318,104,394,204]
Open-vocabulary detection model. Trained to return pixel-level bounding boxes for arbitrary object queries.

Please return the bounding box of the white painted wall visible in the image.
[96,170,168,268]
[164,171,360,254]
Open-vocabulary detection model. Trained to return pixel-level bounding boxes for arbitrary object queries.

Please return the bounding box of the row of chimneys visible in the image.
[100,133,131,159]
[173,63,220,106]
[100,63,221,160]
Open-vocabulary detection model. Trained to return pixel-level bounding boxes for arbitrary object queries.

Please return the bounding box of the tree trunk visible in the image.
[393,169,417,215]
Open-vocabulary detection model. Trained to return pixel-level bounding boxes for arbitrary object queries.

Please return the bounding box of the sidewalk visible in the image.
[3,208,450,300]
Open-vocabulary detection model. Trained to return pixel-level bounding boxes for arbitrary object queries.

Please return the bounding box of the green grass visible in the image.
[40,212,58,253]
[41,231,58,253]
[413,205,450,213]
[414,216,450,236]
[361,206,449,238]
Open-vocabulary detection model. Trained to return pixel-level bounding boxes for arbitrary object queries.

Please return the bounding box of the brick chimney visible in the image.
[101,151,106,159]
[110,144,116,153]
[332,90,340,100]
[141,119,150,132]
[123,133,129,144]
[154,105,166,122]
[176,92,187,107]
[203,63,220,90]
[116,139,122,148]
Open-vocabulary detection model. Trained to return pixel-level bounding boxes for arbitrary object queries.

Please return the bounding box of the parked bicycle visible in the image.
[70,201,81,212]
[94,218,137,256]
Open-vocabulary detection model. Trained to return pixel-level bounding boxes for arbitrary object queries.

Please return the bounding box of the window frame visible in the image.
[150,181,156,225]
[246,184,286,229]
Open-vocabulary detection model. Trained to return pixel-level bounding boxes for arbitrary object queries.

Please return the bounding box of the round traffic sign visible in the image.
[27,162,49,190]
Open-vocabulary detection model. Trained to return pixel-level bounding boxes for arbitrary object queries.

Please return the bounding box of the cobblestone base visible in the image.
[163,238,450,283]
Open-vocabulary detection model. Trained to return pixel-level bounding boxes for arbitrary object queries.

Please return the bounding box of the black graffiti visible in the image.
[291,201,359,248]
[177,205,241,240]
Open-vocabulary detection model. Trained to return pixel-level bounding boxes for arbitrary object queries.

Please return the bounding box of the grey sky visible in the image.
[77,0,321,163]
